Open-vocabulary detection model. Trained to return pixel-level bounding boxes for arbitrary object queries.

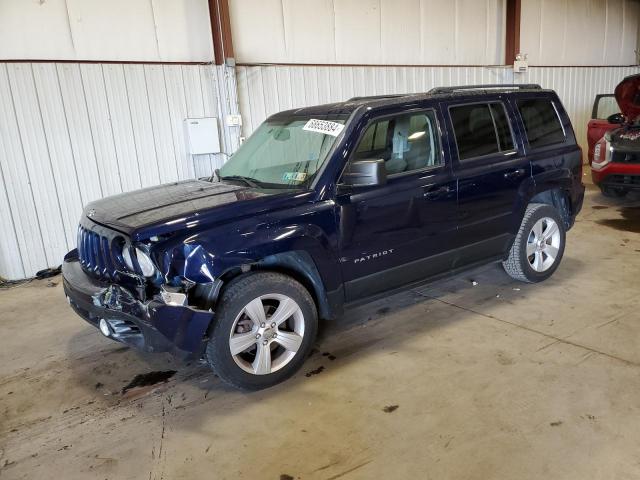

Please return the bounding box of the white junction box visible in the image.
[184,117,221,155]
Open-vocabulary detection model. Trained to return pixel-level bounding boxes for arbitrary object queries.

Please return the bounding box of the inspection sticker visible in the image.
[302,119,345,137]
[282,172,307,182]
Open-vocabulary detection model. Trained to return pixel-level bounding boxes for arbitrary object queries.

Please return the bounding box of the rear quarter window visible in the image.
[517,99,565,148]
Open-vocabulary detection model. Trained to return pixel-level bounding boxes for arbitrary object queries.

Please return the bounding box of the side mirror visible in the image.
[341,159,387,188]
[607,112,624,124]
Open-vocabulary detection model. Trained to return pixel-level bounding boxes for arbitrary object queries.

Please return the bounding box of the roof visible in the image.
[271,84,550,119]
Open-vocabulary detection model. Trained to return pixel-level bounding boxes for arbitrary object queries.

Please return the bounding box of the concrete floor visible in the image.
[1,183,640,480]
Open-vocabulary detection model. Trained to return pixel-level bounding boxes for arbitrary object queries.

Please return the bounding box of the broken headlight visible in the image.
[122,245,157,277]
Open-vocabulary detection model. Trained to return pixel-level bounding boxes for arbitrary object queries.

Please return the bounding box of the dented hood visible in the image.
[615,73,640,122]
[84,180,267,235]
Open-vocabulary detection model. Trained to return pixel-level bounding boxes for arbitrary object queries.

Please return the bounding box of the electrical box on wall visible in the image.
[184,117,220,155]
[514,53,529,73]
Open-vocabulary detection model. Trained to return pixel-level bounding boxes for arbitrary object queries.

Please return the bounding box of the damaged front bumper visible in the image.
[62,249,214,360]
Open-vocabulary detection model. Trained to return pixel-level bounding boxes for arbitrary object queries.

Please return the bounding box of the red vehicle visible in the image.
[589,74,640,197]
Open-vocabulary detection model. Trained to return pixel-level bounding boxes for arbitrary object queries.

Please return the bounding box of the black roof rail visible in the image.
[428,84,542,94]
[348,94,408,101]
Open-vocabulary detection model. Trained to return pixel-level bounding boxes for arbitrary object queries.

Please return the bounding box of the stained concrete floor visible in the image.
[1,184,640,480]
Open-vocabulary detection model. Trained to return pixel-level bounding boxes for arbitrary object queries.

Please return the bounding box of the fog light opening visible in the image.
[99,318,111,337]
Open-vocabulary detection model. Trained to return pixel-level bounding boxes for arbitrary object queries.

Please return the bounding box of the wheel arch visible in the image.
[210,251,340,322]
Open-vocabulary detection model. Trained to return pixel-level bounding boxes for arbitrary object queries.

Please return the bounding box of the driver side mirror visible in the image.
[607,112,624,124]
[340,159,387,188]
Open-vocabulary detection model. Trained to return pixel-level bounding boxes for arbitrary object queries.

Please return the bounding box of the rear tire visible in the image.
[502,203,566,283]
[205,272,318,391]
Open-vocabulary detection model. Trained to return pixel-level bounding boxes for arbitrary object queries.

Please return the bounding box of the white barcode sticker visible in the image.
[302,119,345,137]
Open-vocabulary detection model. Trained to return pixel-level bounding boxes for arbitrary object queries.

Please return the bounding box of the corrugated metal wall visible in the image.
[0,63,241,280]
[236,64,640,153]
[236,65,514,134]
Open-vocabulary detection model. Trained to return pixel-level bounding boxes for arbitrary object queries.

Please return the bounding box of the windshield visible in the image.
[219,115,348,189]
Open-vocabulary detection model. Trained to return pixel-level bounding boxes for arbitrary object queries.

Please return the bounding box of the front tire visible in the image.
[205,272,318,390]
[503,203,566,283]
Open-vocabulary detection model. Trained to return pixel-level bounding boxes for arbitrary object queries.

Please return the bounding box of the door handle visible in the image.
[423,185,452,199]
[504,168,526,179]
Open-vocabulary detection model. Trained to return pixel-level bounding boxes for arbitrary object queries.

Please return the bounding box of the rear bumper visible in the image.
[591,163,640,190]
[62,249,214,360]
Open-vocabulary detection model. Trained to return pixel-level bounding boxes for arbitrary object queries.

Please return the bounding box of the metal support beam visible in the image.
[208,0,234,65]
[505,0,521,65]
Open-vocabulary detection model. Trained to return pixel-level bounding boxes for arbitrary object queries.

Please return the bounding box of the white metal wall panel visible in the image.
[229,0,505,65]
[236,65,513,134]
[0,0,213,62]
[0,63,239,280]
[520,0,640,66]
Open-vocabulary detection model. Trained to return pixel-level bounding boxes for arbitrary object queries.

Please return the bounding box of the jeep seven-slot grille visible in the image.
[77,224,122,280]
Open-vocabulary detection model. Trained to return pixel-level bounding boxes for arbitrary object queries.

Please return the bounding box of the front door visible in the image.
[336,108,458,302]
[444,99,531,267]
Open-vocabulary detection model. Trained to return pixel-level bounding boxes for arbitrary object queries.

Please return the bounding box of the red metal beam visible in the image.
[208,0,234,65]
[505,0,521,65]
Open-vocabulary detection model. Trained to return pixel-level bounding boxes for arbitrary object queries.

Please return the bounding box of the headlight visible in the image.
[122,244,156,277]
[135,248,156,277]
[592,137,612,170]
[122,245,135,271]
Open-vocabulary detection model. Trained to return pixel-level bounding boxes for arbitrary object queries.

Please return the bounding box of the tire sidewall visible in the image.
[206,273,318,390]
[517,205,566,282]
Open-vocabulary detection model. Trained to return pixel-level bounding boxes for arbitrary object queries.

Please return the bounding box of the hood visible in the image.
[615,73,640,122]
[84,180,270,236]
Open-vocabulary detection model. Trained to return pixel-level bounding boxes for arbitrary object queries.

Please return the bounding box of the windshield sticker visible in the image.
[302,119,345,137]
[282,172,308,182]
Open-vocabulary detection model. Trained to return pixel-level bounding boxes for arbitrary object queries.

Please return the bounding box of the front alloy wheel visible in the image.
[206,272,317,390]
[229,294,305,375]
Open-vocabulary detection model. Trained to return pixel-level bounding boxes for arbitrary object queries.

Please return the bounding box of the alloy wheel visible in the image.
[526,217,561,272]
[228,294,305,375]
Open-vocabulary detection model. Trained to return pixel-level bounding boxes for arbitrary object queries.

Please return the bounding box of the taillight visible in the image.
[592,137,612,170]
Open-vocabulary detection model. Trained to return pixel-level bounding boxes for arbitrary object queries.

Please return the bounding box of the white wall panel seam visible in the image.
[54,63,86,206]
[160,67,182,181]
[121,65,146,187]
[76,64,105,199]
[99,65,125,192]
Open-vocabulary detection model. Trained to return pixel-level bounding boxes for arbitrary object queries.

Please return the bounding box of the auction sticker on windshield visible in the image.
[303,119,345,137]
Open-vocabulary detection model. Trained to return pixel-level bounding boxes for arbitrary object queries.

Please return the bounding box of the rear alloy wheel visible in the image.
[503,203,566,283]
[206,272,317,390]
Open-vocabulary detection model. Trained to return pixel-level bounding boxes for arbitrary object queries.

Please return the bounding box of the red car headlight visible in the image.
[592,137,612,170]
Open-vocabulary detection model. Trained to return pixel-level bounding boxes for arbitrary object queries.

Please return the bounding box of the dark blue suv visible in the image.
[62,84,584,390]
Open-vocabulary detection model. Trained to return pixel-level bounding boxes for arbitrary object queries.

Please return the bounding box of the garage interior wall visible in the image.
[233,0,640,151]
[0,1,242,281]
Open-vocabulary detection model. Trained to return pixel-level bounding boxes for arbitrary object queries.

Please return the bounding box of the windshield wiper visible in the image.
[219,175,260,188]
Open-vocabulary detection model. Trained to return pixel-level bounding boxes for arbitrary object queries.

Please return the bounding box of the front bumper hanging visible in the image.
[62,249,214,360]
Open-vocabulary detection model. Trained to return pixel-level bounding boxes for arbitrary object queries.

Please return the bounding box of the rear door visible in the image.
[587,94,620,163]
[444,99,531,267]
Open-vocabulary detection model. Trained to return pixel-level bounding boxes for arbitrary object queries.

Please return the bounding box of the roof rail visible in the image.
[348,94,408,101]
[428,84,542,94]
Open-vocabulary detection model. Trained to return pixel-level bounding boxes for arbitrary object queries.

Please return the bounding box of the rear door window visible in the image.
[517,99,565,148]
[449,102,514,161]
